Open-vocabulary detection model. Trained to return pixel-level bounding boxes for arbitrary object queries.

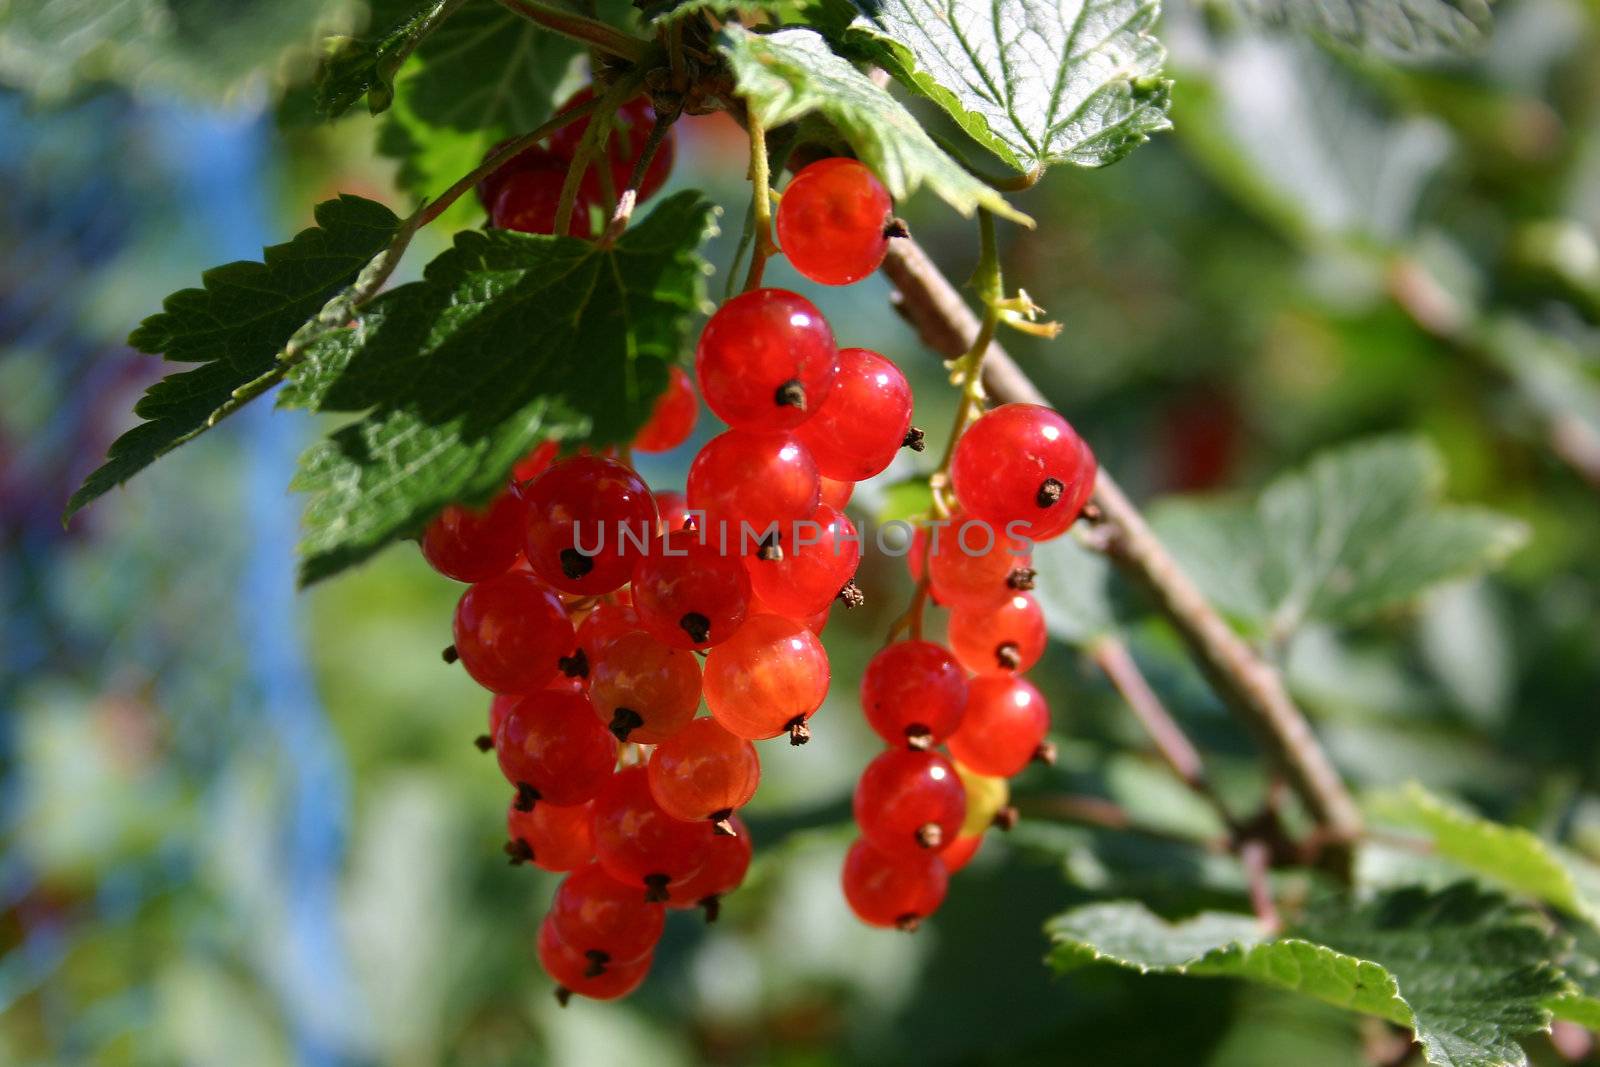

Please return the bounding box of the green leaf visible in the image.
[0,0,357,102]
[1151,436,1528,637]
[642,0,812,23]
[280,192,718,584]
[718,26,1029,224]
[830,0,1172,173]
[316,0,463,118]
[1030,532,1121,644]
[1049,884,1573,1067]
[1223,0,1491,58]
[66,195,403,521]
[1368,783,1600,925]
[377,0,596,212]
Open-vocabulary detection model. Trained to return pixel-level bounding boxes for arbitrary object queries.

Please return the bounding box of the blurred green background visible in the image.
[3,0,1600,1063]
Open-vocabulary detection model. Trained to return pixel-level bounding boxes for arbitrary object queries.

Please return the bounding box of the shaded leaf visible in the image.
[316,0,462,117]
[1224,0,1491,58]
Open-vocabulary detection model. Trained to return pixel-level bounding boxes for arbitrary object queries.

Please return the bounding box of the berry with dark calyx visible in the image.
[506,798,596,872]
[795,347,913,481]
[495,691,618,806]
[939,833,984,873]
[588,631,702,744]
[523,455,657,596]
[860,641,968,749]
[491,153,600,237]
[853,748,966,856]
[694,288,837,431]
[646,717,760,829]
[591,765,713,902]
[947,676,1051,778]
[631,530,751,651]
[746,504,860,619]
[667,815,752,921]
[575,600,642,663]
[776,158,894,286]
[548,88,676,206]
[703,614,830,741]
[950,403,1097,542]
[453,573,576,693]
[947,594,1047,676]
[687,430,821,544]
[550,863,666,966]
[819,476,854,512]
[925,512,1033,609]
[633,366,699,453]
[538,917,652,1003]
[841,837,948,930]
[421,487,527,583]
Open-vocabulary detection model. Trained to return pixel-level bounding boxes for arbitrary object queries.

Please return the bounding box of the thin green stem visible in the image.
[554,74,642,237]
[491,0,651,63]
[741,111,778,292]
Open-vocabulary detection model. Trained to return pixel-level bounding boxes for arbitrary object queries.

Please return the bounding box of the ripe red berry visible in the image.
[667,815,752,919]
[475,138,549,211]
[537,917,652,1003]
[646,718,760,828]
[694,288,837,430]
[925,513,1033,609]
[950,403,1097,542]
[495,691,617,806]
[746,503,860,619]
[513,440,560,484]
[819,475,854,512]
[523,455,656,596]
[853,748,966,856]
[632,366,698,453]
[687,430,820,545]
[591,765,713,902]
[491,155,600,237]
[421,488,527,583]
[776,158,893,286]
[653,489,691,535]
[506,797,595,872]
[795,347,913,481]
[939,833,984,873]
[947,593,1047,676]
[548,89,675,205]
[703,614,830,742]
[947,676,1051,778]
[841,837,948,930]
[453,573,576,693]
[588,630,702,744]
[860,641,968,749]
[631,530,751,650]
[550,863,666,967]
[748,590,830,635]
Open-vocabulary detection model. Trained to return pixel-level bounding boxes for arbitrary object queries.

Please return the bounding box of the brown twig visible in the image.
[1018,794,1230,852]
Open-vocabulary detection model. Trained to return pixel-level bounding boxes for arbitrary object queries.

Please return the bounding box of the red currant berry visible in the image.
[537,916,651,1003]
[694,288,837,430]
[746,503,860,619]
[939,833,983,873]
[925,513,1033,609]
[841,837,948,930]
[687,430,820,545]
[703,614,830,742]
[947,676,1050,778]
[476,137,548,211]
[950,403,1096,542]
[795,347,913,481]
[421,487,527,583]
[589,630,701,744]
[491,156,599,237]
[591,765,713,902]
[632,366,698,453]
[748,591,830,635]
[667,815,752,919]
[453,573,575,693]
[523,455,656,596]
[631,530,751,650]
[549,89,675,206]
[860,641,968,749]
[646,717,760,829]
[513,440,560,484]
[506,798,595,872]
[550,863,666,967]
[854,748,965,855]
[489,693,516,740]
[776,158,893,286]
[948,593,1046,676]
[653,489,691,534]
[819,475,854,512]
[573,599,640,667]
[495,691,617,806]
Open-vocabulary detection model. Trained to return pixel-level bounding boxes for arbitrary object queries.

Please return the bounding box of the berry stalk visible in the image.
[491,0,652,63]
